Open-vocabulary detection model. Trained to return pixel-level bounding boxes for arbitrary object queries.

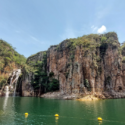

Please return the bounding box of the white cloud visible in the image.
[97,25,106,34]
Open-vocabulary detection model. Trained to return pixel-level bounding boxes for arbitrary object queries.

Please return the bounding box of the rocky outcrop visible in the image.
[21,72,34,96]
[21,51,47,96]
[47,33,123,95]
[27,51,46,64]
[22,32,125,99]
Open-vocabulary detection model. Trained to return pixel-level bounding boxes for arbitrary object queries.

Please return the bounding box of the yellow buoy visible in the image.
[25,113,28,118]
[55,114,59,117]
[97,117,102,121]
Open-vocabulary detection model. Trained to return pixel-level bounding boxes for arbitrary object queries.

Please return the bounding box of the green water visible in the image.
[0,97,125,125]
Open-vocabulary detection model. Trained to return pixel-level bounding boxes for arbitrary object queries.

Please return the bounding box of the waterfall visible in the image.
[10,69,21,96]
[13,82,17,97]
[10,71,16,87]
[13,78,18,97]
[5,86,9,97]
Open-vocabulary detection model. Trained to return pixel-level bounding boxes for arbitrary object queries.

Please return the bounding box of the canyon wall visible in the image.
[21,51,47,96]
[22,32,125,98]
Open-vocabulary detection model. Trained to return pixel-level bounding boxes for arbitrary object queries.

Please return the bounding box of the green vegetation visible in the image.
[66,36,95,51]
[96,56,101,62]
[0,40,26,66]
[55,32,118,62]
[101,36,107,43]
[98,66,102,74]
[0,39,26,87]
[122,57,125,63]
[52,32,120,80]
[70,54,74,61]
[0,77,7,89]
[84,79,91,91]
[29,52,59,93]
[49,72,54,77]
[100,42,108,58]
[120,42,125,56]
[48,79,59,91]
[105,76,111,87]
[105,32,118,39]
[31,66,59,92]
[84,79,89,87]
[0,32,121,92]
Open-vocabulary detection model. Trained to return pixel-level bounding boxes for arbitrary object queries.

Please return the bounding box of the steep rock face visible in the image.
[121,46,125,90]
[21,72,34,97]
[22,32,125,98]
[47,33,124,97]
[27,51,46,63]
[21,51,46,96]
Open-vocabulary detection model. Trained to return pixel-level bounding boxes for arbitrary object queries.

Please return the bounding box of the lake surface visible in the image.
[0,97,125,125]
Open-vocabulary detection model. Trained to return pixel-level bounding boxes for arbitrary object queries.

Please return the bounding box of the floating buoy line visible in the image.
[22,113,125,124]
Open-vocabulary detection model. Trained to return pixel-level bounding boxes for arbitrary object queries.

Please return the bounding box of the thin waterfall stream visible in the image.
[5,86,9,97]
[9,69,21,97]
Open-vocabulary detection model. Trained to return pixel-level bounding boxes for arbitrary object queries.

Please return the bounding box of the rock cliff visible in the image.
[21,51,46,96]
[22,32,125,99]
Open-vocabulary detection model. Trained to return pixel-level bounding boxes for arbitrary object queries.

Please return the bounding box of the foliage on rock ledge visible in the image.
[56,32,119,57]
[26,51,59,93]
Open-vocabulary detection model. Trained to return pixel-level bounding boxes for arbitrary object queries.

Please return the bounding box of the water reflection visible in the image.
[98,121,102,125]
[3,86,10,110]
[0,98,125,125]
[1,97,15,124]
[3,96,9,110]
[55,117,59,125]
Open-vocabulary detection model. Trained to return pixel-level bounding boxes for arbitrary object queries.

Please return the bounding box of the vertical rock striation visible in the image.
[22,32,125,98]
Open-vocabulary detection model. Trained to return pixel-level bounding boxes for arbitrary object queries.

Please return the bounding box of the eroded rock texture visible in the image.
[22,72,34,96]
[22,32,125,98]
[47,37,123,94]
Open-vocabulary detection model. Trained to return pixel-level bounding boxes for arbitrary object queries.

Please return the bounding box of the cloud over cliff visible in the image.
[97,25,106,34]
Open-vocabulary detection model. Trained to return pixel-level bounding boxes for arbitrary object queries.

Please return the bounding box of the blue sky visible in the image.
[0,0,125,57]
